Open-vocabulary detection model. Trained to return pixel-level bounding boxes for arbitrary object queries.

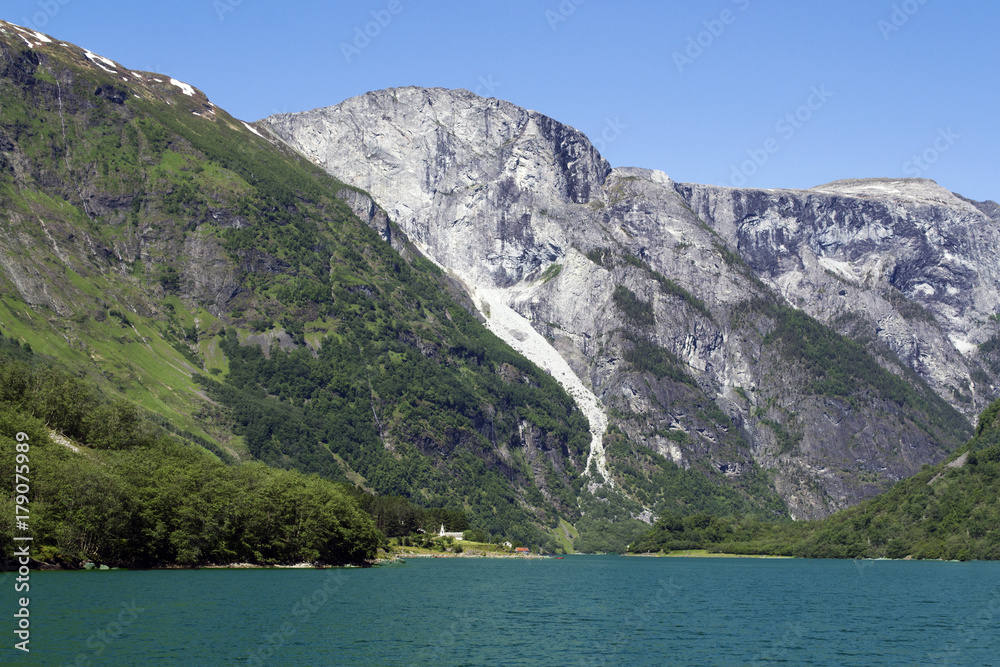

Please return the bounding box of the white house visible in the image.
[438,524,464,540]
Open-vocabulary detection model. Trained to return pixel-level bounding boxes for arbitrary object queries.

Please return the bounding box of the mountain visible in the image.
[2,19,995,556]
[264,86,993,521]
[0,21,618,550]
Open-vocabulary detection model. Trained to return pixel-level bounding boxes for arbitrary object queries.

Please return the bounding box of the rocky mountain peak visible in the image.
[267,87,611,284]
[271,87,611,204]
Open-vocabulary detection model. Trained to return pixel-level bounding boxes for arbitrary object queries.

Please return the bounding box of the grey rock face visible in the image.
[267,87,610,288]
[264,87,993,519]
[680,178,1000,415]
[336,187,395,249]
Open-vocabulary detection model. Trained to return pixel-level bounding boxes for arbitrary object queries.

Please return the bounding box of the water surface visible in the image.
[6,556,999,665]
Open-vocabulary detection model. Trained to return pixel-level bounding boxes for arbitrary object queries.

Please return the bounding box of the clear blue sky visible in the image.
[5,0,997,201]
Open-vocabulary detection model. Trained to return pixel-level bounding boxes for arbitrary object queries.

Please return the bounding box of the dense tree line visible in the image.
[612,285,656,328]
[621,334,696,386]
[605,430,788,521]
[338,491,470,538]
[629,512,773,553]
[0,343,380,567]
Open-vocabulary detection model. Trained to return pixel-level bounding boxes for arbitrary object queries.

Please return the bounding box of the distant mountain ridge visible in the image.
[630,395,1000,561]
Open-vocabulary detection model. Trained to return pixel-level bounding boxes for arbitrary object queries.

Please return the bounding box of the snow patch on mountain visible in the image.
[83,50,118,74]
[243,122,264,138]
[1,22,51,48]
[170,78,196,97]
[14,25,51,44]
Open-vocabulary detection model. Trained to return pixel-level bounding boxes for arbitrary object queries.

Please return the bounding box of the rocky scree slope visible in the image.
[265,87,985,520]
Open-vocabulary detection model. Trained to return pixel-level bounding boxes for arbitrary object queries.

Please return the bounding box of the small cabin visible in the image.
[515,547,530,554]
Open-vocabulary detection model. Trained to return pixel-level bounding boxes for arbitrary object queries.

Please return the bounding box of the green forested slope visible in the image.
[0,25,588,547]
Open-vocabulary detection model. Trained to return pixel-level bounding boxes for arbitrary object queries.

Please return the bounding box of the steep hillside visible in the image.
[264,87,979,519]
[0,22,612,546]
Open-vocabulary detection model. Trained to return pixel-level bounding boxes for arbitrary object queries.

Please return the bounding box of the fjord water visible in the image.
[19,556,1000,666]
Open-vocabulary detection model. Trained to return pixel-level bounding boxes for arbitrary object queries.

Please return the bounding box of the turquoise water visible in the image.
[5,556,999,665]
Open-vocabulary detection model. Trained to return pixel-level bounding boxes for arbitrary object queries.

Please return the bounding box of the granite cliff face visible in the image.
[681,178,1000,414]
[265,87,992,519]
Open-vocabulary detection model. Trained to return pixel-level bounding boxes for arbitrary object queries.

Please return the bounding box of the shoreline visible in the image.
[626,550,793,559]
[18,560,373,572]
[389,552,550,560]
[17,552,984,570]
